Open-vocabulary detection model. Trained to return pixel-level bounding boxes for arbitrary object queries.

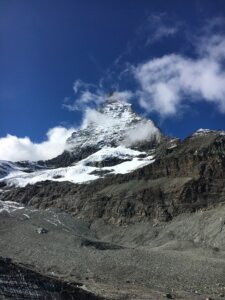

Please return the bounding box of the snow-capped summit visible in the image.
[0,98,162,187]
[1,99,224,189]
[66,97,161,153]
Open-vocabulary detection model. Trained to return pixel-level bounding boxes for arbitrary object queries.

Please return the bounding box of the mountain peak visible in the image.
[99,94,132,115]
[0,98,162,186]
[66,99,161,153]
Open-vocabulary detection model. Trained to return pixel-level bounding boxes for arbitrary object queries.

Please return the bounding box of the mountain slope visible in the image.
[0,98,162,187]
[1,126,225,225]
[44,98,162,168]
[0,99,225,225]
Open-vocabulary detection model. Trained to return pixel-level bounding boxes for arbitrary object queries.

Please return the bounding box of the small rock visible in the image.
[194,290,199,294]
[164,293,173,299]
[37,227,48,234]
[213,247,220,252]
[2,257,12,263]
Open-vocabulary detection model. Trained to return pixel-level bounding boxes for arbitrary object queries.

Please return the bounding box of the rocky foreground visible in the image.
[0,201,225,299]
[0,257,103,300]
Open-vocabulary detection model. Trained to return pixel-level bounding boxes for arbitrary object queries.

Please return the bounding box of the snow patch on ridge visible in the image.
[82,146,145,163]
[103,156,154,174]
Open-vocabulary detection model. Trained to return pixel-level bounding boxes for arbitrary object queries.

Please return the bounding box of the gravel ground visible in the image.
[0,202,225,299]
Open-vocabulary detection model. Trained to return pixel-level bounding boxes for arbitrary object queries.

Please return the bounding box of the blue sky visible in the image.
[0,0,225,161]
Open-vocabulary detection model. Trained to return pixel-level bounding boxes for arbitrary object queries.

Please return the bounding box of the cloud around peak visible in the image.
[63,78,134,112]
[63,79,105,112]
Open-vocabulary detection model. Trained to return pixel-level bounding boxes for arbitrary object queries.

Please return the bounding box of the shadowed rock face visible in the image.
[1,132,225,224]
[0,257,104,300]
[42,146,100,168]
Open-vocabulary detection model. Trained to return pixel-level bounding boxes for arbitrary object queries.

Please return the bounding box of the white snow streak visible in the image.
[0,146,154,187]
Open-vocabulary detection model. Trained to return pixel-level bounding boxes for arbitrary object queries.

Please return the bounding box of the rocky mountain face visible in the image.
[45,99,162,168]
[0,100,225,224]
[2,127,225,225]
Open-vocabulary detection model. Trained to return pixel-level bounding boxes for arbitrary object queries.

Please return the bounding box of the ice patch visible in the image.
[103,156,154,174]
[0,200,24,213]
[82,146,145,164]
[0,146,155,187]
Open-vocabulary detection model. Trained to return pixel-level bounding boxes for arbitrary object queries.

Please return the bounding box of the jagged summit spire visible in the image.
[65,92,161,154]
[98,92,132,116]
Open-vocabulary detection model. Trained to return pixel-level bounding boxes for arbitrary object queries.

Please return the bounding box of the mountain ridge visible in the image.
[0,99,225,225]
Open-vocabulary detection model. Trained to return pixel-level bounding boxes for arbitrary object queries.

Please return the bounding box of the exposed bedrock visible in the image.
[1,133,225,225]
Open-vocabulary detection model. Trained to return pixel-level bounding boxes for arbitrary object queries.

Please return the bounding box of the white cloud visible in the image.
[64,90,105,111]
[108,90,134,103]
[0,127,75,162]
[80,91,134,129]
[145,13,181,45]
[81,108,119,129]
[134,33,225,117]
[0,88,135,162]
[124,121,160,146]
[63,78,134,113]
[197,34,225,61]
[63,79,105,111]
